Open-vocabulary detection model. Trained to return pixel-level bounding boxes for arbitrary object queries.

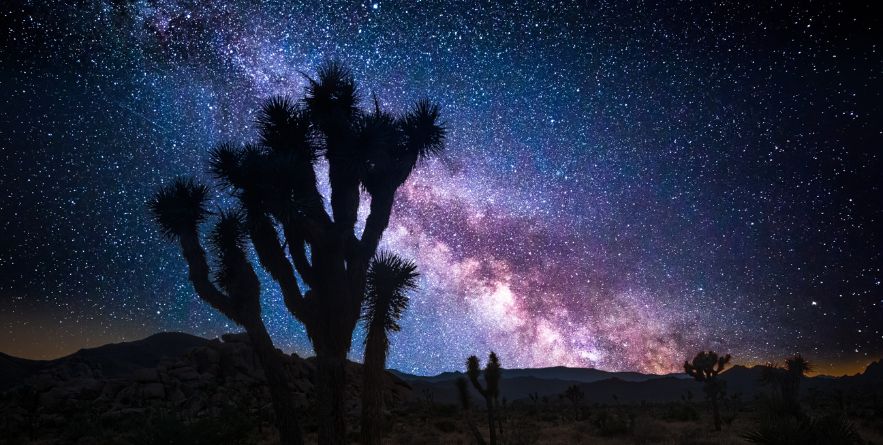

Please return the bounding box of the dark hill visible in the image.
[60,331,212,377]
[0,332,211,390]
[3,332,880,405]
[0,352,46,389]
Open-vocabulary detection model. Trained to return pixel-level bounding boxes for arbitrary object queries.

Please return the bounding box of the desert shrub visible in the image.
[396,428,443,445]
[743,414,862,445]
[501,419,540,445]
[58,408,104,443]
[631,418,671,444]
[130,408,255,445]
[539,412,559,423]
[661,403,699,422]
[430,403,460,417]
[593,410,634,436]
[433,419,457,433]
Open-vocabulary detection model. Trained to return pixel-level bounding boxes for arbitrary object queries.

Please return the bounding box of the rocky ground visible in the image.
[0,333,412,444]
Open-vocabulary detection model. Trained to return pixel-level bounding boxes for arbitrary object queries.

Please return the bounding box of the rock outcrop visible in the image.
[0,332,412,440]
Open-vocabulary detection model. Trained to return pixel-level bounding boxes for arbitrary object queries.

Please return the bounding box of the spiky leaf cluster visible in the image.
[208,142,320,221]
[362,252,418,335]
[305,61,359,134]
[148,178,210,238]
[785,354,812,377]
[466,352,502,400]
[209,210,254,298]
[257,96,315,158]
[402,99,445,158]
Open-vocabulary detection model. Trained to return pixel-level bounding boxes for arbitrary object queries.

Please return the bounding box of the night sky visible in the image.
[1,1,880,376]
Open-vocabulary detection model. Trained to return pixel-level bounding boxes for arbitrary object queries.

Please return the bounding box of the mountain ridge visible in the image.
[2,332,880,400]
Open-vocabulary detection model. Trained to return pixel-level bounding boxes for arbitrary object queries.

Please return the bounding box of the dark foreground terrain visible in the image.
[1,333,881,444]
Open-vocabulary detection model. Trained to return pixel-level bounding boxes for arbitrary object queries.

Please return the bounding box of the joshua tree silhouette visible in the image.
[784,354,812,405]
[150,61,445,445]
[360,252,418,445]
[455,377,487,445]
[684,351,731,431]
[761,354,812,416]
[149,186,304,445]
[467,352,502,445]
[563,384,585,420]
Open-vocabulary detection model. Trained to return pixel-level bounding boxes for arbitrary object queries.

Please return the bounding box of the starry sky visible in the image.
[1,1,880,376]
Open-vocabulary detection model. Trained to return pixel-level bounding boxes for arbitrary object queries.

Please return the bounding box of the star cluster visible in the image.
[0,1,880,375]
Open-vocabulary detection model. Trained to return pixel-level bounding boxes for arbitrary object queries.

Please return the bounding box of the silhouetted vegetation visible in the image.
[149,60,445,445]
[455,377,487,445]
[466,352,502,445]
[593,409,635,436]
[760,354,812,417]
[684,350,731,431]
[131,408,256,445]
[149,184,304,445]
[563,384,584,420]
[360,252,418,445]
[744,413,862,445]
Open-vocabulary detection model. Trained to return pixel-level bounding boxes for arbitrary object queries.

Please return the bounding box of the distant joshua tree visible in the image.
[150,61,446,445]
[760,354,812,416]
[563,384,585,419]
[467,352,502,445]
[456,377,487,445]
[149,188,304,445]
[784,355,812,404]
[684,351,731,431]
[528,392,540,405]
[360,252,418,445]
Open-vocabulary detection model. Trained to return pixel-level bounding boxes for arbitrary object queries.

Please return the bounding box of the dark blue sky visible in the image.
[1,1,880,375]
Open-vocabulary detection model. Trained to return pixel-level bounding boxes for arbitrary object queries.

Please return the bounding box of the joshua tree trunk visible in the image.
[466,415,487,445]
[485,398,497,445]
[711,395,721,431]
[361,333,386,445]
[496,406,505,440]
[316,349,349,445]
[244,319,305,445]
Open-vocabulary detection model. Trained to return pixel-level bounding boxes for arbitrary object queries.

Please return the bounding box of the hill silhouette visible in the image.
[0,332,211,390]
[2,333,880,404]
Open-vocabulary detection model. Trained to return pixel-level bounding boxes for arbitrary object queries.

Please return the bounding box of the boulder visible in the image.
[140,382,165,399]
[132,368,159,383]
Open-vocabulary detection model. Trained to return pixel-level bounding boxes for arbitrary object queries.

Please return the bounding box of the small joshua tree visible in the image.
[564,384,585,420]
[360,252,418,445]
[784,354,812,411]
[528,392,540,406]
[761,354,812,416]
[467,352,502,445]
[684,351,731,431]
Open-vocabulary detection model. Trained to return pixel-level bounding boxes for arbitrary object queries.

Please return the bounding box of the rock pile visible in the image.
[0,333,413,438]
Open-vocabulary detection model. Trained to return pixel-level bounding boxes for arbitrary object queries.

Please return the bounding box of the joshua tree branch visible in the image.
[289,213,328,246]
[178,232,235,321]
[247,213,306,319]
[360,189,395,258]
[328,163,361,233]
[299,168,333,228]
[282,222,315,287]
